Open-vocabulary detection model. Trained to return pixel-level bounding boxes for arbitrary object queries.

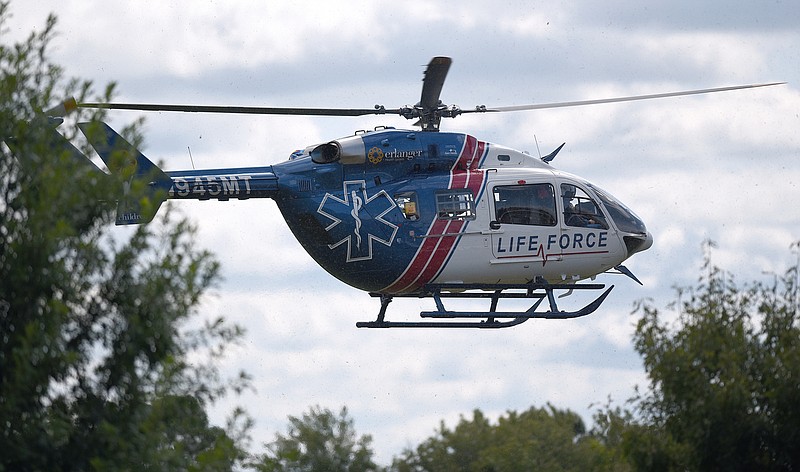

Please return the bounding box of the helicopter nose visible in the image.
[642,231,654,252]
[623,231,653,256]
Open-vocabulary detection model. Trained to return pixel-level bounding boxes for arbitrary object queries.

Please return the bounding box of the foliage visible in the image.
[391,404,623,472]
[251,406,378,472]
[617,240,800,471]
[0,3,249,469]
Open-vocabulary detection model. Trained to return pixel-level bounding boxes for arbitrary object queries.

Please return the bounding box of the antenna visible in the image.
[534,134,542,159]
[187,146,196,170]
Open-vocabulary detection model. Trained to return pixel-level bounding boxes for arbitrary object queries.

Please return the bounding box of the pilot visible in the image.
[562,185,576,212]
[563,184,604,228]
[562,185,587,227]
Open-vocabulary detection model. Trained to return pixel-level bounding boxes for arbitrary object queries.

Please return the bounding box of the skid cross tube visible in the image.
[356,281,614,328]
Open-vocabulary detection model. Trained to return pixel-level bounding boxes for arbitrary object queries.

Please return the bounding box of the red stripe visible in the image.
[384,136,487,294]
[394,220,448,289]
[384,216,449,293]
[410,140,486,290]
[410,220,464,289]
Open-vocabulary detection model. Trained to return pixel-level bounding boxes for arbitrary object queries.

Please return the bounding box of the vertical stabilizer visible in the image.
[78,122,172,225]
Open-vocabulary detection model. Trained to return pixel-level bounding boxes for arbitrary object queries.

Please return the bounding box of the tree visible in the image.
[393,409,493,472]
[0,3,249,469]
[252,406,378,472]
[392,404,619,472]
[619,241,800,470]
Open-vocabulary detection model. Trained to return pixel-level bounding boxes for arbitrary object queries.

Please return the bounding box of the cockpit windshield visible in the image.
[587,183,647,234]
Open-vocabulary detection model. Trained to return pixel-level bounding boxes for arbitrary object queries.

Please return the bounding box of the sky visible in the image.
[9,0,800,464]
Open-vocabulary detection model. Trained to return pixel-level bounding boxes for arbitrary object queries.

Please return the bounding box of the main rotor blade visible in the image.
[78,102,401,117]
[419,56,452,111]
[465,82,786,113]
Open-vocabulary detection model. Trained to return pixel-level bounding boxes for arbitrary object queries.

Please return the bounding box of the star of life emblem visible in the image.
[317,181,399,262]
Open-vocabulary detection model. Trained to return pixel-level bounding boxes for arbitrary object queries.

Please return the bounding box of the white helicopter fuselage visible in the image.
[433,144,645,287]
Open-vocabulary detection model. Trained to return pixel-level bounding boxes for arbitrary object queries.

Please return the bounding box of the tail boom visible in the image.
[166,167,277,200]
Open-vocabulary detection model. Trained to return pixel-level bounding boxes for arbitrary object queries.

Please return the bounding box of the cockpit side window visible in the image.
[561,183,608,229]
[493,183,557,226]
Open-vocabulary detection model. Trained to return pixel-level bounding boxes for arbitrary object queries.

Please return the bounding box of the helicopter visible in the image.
[33,57,783,328]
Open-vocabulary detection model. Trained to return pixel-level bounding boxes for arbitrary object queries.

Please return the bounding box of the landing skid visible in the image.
[356,280,614,328]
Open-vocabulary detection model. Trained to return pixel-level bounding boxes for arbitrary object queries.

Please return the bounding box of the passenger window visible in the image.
[561,183,608,229]
[436,189,476,220]
[493,183,557,226]
[394,192,420,220]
